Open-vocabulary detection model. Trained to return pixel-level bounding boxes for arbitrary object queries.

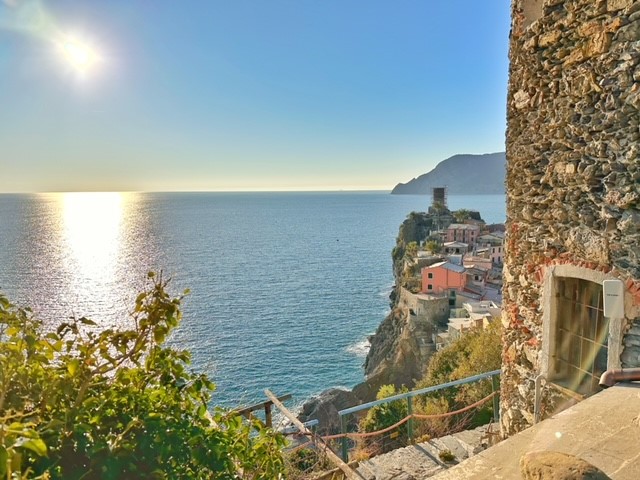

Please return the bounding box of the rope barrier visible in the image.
[412,391,497,421]
[320,391,497,441]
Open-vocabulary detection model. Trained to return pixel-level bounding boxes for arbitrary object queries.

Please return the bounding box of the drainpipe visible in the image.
[599,368,640,388]
[534,374,545,424]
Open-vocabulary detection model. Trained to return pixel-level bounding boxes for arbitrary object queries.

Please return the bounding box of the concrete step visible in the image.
[353,423,497,479]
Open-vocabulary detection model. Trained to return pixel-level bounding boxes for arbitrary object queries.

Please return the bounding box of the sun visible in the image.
[58,36,100,74]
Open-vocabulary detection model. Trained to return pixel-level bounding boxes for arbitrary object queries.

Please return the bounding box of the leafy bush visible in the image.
[423,240,442,254]
[359,385,408,454]
[0,273,285,479]
[284,447,332,479]
[414,320,502,436]
[438,449,455,462]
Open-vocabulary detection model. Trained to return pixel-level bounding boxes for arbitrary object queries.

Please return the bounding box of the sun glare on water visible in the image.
[62,192,123,283]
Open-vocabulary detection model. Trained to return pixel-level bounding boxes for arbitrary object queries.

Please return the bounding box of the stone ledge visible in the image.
[431,384,640,479]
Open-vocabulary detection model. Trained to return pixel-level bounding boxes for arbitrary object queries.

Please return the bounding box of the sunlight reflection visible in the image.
[62,192,123,284]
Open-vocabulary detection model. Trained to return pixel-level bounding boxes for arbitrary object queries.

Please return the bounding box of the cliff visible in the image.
[391,152,506,195]
[359,212,454,395]
[300,207,481,432]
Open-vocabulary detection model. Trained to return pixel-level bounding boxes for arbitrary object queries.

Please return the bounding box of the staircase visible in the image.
[354,423,498,480]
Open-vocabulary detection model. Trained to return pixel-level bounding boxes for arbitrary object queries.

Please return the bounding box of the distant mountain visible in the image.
[391,152,506,195]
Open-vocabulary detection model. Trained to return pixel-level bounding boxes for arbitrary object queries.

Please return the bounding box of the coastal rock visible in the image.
[363,306,436,393]
[297,388,361,434]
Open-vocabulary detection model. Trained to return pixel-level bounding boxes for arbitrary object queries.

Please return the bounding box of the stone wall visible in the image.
[502,0,640,435]
[398,287,450,326]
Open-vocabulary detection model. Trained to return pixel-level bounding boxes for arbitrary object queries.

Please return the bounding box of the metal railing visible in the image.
[337,369,501,461]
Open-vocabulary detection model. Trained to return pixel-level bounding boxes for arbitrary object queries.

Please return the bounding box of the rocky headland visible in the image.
[391,152,506,195]
[299,206,485,433]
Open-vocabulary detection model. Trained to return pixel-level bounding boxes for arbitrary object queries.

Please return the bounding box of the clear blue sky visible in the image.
[0,0,511,192]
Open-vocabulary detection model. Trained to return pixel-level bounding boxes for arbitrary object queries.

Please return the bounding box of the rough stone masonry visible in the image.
[502,0,640,435]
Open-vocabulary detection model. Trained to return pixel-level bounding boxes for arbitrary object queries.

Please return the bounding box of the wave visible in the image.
[345,337,372,358]
[378,283,395,296]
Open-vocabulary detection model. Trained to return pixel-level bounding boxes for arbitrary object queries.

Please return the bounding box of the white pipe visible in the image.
[534,374,545,424]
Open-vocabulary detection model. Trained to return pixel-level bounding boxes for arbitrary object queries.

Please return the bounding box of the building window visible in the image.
[428,273,433,279]
[427,284,433,290]
[551,277,608,396]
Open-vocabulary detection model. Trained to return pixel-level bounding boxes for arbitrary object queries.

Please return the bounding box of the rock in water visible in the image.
[298,388,361,434]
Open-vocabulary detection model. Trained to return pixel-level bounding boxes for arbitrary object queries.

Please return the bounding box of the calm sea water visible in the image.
[0,192,505,410]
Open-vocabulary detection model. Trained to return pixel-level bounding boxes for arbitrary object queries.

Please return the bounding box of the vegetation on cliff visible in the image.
[414,320,502,436]
[354,321,502,457]
[0,274,285,479]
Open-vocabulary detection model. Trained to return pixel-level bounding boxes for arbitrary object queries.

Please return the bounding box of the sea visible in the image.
[0,192,505,413]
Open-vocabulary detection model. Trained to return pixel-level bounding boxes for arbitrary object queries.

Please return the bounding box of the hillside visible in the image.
[391,152,506,195]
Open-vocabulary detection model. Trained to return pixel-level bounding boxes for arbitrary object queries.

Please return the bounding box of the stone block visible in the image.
[586,32,612,57]
[514,89,532,109]
[564,46,587,66]
[615,19,640,41]
[604,17,626,33]
[564,227,609,264]
[520,451,611,479]
[578,21,603,38]
[608,0,634,12]
[618,211,640,234]
[539,30,562,47]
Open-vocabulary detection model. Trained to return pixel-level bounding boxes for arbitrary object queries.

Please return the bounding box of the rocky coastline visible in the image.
[298,207,483,433]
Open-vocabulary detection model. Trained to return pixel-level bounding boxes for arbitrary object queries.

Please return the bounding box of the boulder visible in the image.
[297,388,361,434]
[520,451,611,479]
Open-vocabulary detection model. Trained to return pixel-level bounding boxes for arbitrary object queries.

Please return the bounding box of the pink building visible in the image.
[421,261,466,295]
[445,224,480,245]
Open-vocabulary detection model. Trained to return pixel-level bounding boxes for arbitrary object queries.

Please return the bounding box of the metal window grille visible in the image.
[553,278,608,396]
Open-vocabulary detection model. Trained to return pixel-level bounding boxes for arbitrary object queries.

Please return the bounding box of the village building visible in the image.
[477,232,506,265]
[421,261,466,296]
[442,241,469,255]
[445,223,480,245]
[435,300,500,349]
[420,259,494,306]
[462,255,493,272]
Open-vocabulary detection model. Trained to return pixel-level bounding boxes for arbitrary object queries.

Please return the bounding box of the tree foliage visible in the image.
[403,242,419,260]
[359,385,408,453]
[452,209,471,223]
[0,273,285,479]
[423,240,442,254]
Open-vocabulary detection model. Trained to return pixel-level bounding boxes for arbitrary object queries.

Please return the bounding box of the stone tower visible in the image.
[502,0,640,435]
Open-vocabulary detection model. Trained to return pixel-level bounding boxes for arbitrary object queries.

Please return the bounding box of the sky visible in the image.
[0,0,511,192]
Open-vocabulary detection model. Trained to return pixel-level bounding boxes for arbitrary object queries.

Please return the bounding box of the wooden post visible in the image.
[234,393,292,426]
[341,415,348,462]
[264,403,272,428]
[264,389,363,480]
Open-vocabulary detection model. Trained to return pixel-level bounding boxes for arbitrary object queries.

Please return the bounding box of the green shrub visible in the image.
[0,273,285,479]
[360,385,409,453]
[438,449,456,462]
[415,321,502,436]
